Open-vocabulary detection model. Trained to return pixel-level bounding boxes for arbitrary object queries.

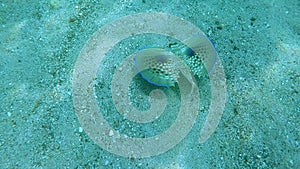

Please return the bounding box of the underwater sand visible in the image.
[0,0,299,168]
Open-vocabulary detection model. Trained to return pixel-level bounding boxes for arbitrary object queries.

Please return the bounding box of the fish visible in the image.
[134,48,179,87]
[133,34,218,87]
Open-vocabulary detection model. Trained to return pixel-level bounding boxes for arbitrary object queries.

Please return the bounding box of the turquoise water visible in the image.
[0,1,299,168]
